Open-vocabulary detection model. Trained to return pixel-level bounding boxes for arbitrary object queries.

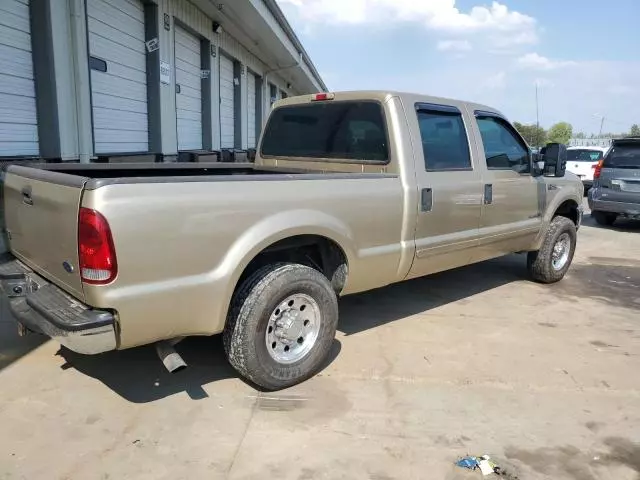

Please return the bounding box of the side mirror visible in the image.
[542,143,567,177]
[531,148,545,177]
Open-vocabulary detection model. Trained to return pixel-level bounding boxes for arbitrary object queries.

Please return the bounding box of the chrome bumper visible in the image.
[0,256,117,354]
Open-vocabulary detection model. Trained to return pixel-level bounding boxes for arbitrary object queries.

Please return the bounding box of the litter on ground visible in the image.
[455,455,519,478]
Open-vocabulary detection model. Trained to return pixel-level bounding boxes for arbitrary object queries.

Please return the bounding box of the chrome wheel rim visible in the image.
[552,233,571,271]
[265,293,321,364]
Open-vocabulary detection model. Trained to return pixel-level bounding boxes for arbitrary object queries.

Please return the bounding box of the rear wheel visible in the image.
[223,263,338,390]
[592,210,617,226]
[527,216,577,284]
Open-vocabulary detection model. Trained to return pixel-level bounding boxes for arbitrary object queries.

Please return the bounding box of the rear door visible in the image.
[598,140,640,204]
[3,166,86,299]
[407,102,483,279]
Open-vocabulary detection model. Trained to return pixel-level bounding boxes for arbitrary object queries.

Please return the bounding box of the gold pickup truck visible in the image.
[0,91,583,390]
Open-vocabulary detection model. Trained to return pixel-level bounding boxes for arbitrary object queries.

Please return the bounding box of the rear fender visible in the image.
[216,210,356,327]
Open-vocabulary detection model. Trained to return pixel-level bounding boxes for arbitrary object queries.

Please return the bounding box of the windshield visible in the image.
[260,101,389,162]
[603,144,640,168]
[566,149,604,162]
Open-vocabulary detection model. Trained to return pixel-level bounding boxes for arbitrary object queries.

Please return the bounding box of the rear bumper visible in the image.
[0,256,117,354]
[588,194,640,217]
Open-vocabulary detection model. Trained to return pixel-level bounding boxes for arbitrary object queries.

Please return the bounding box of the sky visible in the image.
[277,0,640,135]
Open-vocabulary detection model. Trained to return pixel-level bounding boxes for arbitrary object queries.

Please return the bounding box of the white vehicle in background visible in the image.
[566,146,610,191]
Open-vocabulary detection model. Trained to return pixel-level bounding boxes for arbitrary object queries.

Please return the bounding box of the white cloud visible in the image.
[517,53,576,70]
[483,71,506,89]
[278,0,538,45]
[437,40,472,52]
[534,78,555,88]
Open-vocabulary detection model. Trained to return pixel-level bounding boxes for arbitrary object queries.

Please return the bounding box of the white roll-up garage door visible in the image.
[247,72,256,148]
[87,0,148,154]
[174,25,202,151]
[0,0,39,156]
[219,55,235,149]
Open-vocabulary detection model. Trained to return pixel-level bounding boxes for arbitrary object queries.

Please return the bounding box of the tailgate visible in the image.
[3,166,87,300]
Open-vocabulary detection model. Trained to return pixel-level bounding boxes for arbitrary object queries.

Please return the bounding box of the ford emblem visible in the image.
[62,261,75,273]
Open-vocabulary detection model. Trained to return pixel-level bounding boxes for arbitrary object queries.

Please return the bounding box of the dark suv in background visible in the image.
[589,137,640,226]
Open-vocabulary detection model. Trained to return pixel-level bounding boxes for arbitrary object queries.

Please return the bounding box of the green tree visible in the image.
[630,124,640,136]
[513,122,547,147]
[547,122,573,144]
[575,132,586,139]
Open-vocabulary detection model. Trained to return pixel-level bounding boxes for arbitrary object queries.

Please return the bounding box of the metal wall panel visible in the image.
[87,0,148,154]
[0,0,39,156]
[247,72,257,148]
[219,54,235,149]
[174,24,202,150]
[164,0,301,152]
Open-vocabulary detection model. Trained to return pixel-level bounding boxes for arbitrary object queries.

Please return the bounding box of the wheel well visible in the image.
[236,235,349,295]
[553,200,580,225]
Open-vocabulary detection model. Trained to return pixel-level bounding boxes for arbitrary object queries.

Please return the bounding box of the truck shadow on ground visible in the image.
[59,255,533,403]
[338,254,531,336]
[59,337,342,403]
[7,252,638,403]
[0,301,46,372]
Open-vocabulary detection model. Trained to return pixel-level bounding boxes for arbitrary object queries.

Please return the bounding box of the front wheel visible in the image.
[223,263,339,390]
[527,216,577,284]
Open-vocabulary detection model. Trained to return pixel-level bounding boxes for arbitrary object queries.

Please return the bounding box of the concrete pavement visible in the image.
[1,205,639,479]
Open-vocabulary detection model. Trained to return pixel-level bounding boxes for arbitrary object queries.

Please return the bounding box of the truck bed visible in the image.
[2,162,402,323]
[12,162,389,189]
[14,162,291,180]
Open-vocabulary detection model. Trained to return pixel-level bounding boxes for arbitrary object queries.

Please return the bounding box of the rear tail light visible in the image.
[78,208,117,285]
[593,159,603,179]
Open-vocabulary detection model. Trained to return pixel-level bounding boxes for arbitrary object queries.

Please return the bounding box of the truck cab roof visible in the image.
[273,90,504,118]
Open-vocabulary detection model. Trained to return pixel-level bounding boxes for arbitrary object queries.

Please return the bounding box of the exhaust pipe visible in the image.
[156,338,187,373]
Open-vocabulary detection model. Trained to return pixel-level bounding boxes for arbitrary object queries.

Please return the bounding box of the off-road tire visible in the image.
[592,210,617,226]
[527,216,577,284]
[223,263,339,390]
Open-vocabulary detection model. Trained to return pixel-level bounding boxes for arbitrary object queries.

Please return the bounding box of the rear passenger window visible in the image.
[476,116,530,172]
[416,107,472,171]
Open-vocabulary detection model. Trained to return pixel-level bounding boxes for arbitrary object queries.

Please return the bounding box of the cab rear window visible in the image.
[260,101,389,163]
[603,144,640,168]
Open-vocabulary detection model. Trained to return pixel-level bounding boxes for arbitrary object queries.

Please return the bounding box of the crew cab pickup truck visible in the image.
[0,91,583,390]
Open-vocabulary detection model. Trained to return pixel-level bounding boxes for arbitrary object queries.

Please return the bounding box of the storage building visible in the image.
[0,0,326,163]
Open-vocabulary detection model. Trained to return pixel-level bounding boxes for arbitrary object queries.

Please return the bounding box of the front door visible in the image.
[408,103,483,279]
[472,112,542,258]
